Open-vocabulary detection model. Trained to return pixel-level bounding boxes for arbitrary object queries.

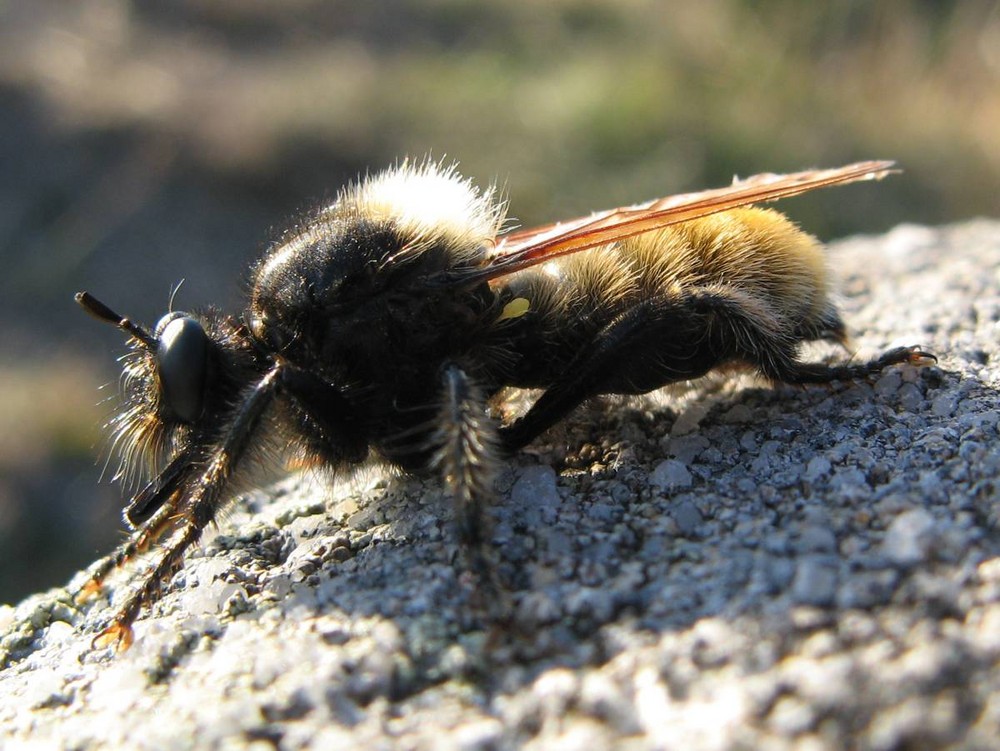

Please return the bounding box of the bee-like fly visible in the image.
[76,159,933,649]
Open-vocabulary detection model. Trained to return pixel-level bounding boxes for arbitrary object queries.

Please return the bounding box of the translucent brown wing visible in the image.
[429,160,896,287]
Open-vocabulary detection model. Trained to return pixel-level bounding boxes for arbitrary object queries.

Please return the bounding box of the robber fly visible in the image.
[75,159,932,649]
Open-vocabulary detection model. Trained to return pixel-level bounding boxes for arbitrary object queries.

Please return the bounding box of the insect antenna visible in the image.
[75,291,156,349]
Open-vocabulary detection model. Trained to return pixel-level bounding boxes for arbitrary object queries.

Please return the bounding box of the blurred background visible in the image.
[0,0,997,605]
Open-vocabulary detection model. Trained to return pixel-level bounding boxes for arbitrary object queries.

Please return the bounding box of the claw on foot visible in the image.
[92,621,134,652]
[74,578,106,605]
[905,347,937,366]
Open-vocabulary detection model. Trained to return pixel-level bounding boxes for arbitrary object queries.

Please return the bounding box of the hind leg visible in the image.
[760,345,935,385]
[499,296,712,451]
[499,285,934,452]
[665,284,935,386]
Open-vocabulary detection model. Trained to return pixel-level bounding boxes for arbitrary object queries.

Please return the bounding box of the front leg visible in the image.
[279,364,369,464]
[93,366,283,649]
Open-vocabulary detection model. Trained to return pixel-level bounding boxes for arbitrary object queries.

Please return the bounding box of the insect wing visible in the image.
[437,160,896,286]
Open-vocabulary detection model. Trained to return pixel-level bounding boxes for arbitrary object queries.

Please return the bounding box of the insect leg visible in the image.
[653,285,934,385]
[124,449,194,526]
[433,364,500,583]
[499,302,664,451]
[75,492,183,603]
[763,346,936,384]
[499,283,933,454]
[498,286,779,450]
[94,366,282,650]
[76,446,205,601]
[679,286,936,384]
[278,364,369,463]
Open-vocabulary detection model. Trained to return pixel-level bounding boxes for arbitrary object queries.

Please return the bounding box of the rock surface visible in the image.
[2,220,999,750]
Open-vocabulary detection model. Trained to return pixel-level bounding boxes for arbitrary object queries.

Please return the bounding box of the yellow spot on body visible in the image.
[498,297,530,321]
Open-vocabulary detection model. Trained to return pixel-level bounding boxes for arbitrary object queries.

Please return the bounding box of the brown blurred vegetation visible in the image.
[0,0,997,603]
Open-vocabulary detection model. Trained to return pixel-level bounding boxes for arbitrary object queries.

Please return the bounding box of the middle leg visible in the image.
[432,364,500,584]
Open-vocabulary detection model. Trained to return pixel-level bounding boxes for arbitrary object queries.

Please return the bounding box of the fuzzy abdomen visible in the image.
[496,207,844,391]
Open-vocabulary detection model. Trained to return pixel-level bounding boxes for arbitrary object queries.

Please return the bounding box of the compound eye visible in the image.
[155,313,210,423]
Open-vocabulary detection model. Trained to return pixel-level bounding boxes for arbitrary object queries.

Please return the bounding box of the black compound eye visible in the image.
[155,313,210,423]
